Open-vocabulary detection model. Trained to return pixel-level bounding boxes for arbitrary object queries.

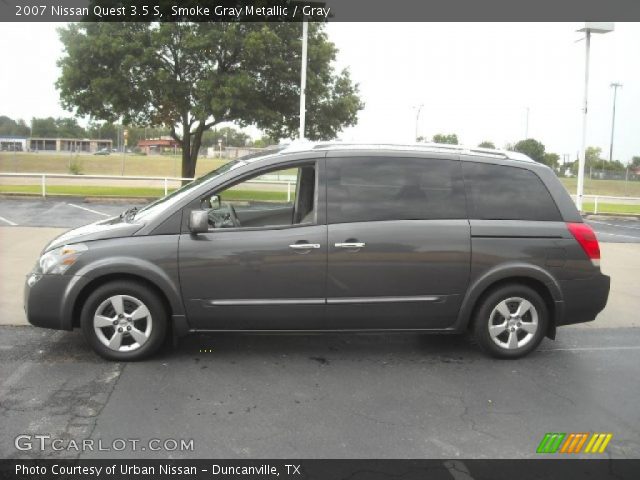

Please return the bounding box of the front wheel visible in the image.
[472,284,548,359]
[80,281,167,361]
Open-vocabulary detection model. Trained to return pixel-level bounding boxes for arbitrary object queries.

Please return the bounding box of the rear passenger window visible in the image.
[327,157,466,224]
[462,162,561,221]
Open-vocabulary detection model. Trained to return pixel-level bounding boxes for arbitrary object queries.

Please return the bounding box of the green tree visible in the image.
[54,117,86,138]
[87,121,119,143]
[251,134,278,148]
[513,138,545,164]
[31,117,59,137]
[542,152,560,170]
[0,116,30,137]
[478,141,495,149]
[631,156,640,168]
[57,22,363,178]
[585,146,602,166]
[569,147,606,175]
[30,116,87,138]
[201,127,251,149]
[432,133,458,145]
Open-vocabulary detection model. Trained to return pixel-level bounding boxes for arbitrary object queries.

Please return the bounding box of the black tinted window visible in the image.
[327,157,466,224]
[463,162,561,221]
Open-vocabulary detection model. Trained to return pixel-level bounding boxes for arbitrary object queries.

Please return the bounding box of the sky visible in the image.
[0,22,638,163]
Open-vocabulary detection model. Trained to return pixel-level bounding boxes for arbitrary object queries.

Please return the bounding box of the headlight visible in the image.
[38,244,88,275]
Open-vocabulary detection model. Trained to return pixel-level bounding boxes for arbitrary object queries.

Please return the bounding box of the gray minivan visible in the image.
[24,143,610,360]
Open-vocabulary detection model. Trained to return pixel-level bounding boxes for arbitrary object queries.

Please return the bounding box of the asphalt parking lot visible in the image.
[0,197,639,242]
[1,326,639,459]
[1,197,639,460]
[0,198,144,228]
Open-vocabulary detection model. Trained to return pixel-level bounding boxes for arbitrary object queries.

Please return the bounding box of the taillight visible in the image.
[566,222,600,266]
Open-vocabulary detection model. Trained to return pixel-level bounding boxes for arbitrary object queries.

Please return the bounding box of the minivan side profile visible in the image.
[24,143,610,360]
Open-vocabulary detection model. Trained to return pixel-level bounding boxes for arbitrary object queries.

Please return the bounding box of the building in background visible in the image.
[27,137,112,153]
[0,136,27,151]
[137,138,181,155]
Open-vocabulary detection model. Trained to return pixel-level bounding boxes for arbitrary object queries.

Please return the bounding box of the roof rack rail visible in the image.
[278,141,534,163]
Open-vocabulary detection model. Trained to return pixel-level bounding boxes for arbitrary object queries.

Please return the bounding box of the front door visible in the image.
[179,161,327,330]
[325,154,471,329]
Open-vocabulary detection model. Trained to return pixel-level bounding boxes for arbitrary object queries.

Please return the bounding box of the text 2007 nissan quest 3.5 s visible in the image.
[24,143,610,360]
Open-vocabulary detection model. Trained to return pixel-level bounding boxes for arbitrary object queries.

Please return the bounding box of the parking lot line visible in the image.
[0,215,18,226]
[590,220,640,231]
[596,232,640,240]
[67,203,111,217]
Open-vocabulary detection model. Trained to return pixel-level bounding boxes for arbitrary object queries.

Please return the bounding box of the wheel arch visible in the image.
[71,273,176,331]
[457,265,562,339]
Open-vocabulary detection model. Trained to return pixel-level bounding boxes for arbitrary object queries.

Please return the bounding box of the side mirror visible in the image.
[188,210,209,234]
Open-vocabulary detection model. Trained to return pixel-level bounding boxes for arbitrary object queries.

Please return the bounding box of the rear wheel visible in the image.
[473,284,548,359]
[81,281,167,361]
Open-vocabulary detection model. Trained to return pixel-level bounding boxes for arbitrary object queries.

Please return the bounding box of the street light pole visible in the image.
[576,30,591,212]
[609,82,622,163]
[299,19,308,140]
[414,104,423,142]
[575,23,614,212]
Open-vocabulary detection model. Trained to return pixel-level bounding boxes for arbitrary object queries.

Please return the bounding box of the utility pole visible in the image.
[608,82,622,163]
[575,23,614,212]
[299,19,308,140]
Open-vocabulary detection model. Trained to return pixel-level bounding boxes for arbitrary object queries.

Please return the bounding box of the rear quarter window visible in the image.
[327,156,467,224]
[462,162,561,221]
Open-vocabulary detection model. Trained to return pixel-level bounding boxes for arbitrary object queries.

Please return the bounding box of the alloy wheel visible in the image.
[93,294,153,352]
[488,296,539,350]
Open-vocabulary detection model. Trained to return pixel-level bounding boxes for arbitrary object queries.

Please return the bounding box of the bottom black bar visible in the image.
[1,459,639,480]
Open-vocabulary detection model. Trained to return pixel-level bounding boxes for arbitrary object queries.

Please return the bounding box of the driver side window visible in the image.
[201,164,316,230]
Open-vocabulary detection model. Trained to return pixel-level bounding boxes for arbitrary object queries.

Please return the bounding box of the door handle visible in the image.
[335,242,366,249]
[289,243,321,249]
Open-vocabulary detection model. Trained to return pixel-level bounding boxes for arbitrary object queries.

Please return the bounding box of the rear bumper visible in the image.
[557,273,610,326]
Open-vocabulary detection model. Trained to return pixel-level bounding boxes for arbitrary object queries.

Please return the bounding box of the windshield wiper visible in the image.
[120,206,138,222]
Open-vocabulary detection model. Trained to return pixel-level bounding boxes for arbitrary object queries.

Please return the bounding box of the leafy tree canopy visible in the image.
[0,116,30,137]
[542,152,560,170]
[478,141,495,149]
[57,22,363,177]
[30,117,86,138]
[432,133,458,145]
[513,138,545,164]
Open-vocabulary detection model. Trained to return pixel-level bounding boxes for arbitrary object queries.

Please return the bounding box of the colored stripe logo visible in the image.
[537,432,612,454]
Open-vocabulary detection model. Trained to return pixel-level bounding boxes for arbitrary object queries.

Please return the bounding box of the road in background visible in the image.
[587,217,640,243]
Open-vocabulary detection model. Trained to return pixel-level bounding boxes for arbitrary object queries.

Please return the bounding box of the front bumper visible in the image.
[557,273,611,326]
[24,273,89,331]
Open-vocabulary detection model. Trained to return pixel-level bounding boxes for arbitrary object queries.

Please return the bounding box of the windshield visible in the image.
[132,159,248,222]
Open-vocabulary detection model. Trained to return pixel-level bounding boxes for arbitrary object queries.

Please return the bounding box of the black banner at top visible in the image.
[2,0,640,22]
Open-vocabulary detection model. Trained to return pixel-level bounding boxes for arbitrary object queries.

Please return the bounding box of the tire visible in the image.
[472,284,548,359]
[80,281,168,361]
